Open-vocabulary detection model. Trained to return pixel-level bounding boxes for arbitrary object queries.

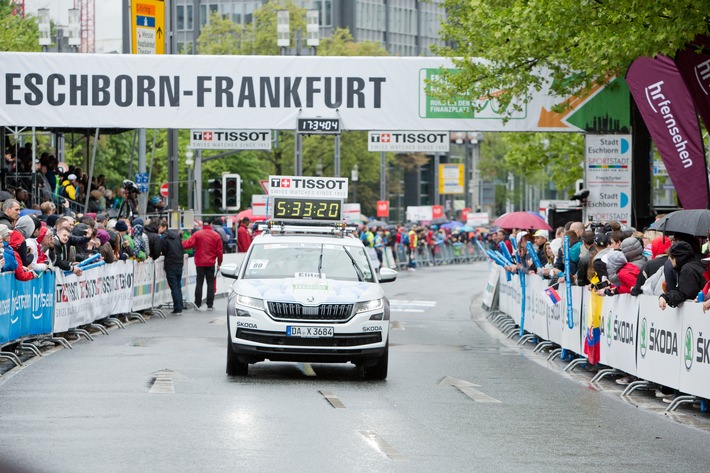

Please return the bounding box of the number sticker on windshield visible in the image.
[248,259,269,270]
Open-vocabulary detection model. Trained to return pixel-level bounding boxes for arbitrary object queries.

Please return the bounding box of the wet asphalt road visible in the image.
[1,262,710,473]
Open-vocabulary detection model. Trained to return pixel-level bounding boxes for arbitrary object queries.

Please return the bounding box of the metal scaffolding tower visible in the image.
[76,0,95,53]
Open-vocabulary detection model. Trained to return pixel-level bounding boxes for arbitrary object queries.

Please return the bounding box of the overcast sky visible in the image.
[25,0,123,52]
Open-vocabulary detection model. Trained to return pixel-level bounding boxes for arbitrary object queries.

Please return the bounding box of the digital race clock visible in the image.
[272,197,343,221]
[297,118,340,134]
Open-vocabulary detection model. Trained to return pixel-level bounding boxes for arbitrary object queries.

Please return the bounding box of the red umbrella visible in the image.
[493,211,552,231]
[237,208,268,222]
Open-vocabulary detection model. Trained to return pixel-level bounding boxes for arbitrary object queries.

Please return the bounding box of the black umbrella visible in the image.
[652,209,710,237]
[0,190,13,201]
[430,217,449,225]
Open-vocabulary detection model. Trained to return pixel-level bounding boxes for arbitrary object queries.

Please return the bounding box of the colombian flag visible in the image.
[584,276,603,364]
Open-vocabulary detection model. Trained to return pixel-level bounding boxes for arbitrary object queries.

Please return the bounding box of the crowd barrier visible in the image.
[390,241,488,269]
[0,252,246,369]
[484,267,710,406]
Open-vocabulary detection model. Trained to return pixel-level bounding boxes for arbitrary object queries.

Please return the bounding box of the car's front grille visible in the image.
[267,302,354,321]
[237,328,382,347]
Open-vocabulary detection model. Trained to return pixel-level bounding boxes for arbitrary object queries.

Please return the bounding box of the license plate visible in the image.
[286,326,334,338]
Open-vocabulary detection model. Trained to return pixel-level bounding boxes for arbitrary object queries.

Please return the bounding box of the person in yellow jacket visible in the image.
[59,174,79,201]
[407,228,418,269]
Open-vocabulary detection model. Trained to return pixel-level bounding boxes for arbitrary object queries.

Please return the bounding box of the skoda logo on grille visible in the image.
[307,296,315,302]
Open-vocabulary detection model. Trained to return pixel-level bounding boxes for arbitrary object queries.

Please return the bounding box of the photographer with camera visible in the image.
[118,180,140,220]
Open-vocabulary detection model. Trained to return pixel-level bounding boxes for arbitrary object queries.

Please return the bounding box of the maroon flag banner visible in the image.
[626,55,708,210]
[675,35,710,134]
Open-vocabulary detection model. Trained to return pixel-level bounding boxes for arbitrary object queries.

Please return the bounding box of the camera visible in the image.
[122,179,140,194]
[572,189,590,201]
[593,280,610,290]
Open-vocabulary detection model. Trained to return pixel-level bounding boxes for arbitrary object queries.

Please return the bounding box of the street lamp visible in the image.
[185,150,194,210]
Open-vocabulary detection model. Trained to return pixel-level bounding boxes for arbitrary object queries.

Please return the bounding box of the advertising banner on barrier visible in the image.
[481,266,500,311]
[498,271,522,325]
[0,272,12,344]
[53,261,134,333]
[523,275,550,340]
[25,273,55,337]
[599,295,639,376]
[559,286,583,355]
[679,304,710,399]
[636,296,682,390]
[153,257,172,307]
[132,259,155,312]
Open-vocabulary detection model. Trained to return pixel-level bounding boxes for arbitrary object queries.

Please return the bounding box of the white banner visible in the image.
[367,131,449,152]
[560,285,583,354]
[585,135,633,224]
[190,129,271,150]
[53,261,134,332]
[132,258,155,312]
[481,266,500,311]
[0,53,603,132]
[679,303,710,399]
[268,175,348,198]
[406,206,433,222]
[636,296,682,390]
[599,295,639,376]
[153,257,172,307]
[523,275,550,340]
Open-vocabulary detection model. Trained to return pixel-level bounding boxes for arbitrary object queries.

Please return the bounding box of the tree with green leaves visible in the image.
[0,2,40,52]
[436,0,709,115]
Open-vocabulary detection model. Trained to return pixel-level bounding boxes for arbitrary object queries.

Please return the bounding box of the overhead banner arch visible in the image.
[0,52,625,133]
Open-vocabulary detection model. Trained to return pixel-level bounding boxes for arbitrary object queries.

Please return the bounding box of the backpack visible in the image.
[2,243,18,272]
[402,232,410,245]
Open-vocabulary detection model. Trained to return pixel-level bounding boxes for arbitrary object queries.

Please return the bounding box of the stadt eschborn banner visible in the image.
[0,52,609,132]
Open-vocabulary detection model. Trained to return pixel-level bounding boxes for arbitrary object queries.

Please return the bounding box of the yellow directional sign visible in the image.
[131,0,165,55]
[439,163,465,195]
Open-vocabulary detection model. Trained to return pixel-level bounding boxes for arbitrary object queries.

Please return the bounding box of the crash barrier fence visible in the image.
[389,241,488,269]
[0,253,247,367]
[482,266,710,404]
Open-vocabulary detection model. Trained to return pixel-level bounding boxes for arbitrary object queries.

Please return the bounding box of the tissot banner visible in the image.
[674,35,710,134]
[0,52,613,132]
[367,131,449,152]
[626,55,709,210]
[190,129,272,150]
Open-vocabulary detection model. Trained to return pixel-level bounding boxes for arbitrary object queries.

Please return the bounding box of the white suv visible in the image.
[220,229,397,380]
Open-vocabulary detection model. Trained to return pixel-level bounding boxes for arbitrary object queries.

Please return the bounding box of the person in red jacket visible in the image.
[182,217,223,311]
[236,217,252,253]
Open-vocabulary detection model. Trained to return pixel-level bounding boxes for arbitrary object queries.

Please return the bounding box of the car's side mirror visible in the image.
[221,263,240,279]
[378,267,397,283]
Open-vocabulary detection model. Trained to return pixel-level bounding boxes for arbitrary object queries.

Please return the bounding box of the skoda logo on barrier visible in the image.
[639,317,648,358]
[684,326,694,371]
[605,311,613,347]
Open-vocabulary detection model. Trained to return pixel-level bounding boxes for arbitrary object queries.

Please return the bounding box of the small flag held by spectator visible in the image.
[544,286,561,306]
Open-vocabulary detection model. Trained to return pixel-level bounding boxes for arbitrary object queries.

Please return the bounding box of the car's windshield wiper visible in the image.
[342,247,365,282]
[317,244,324,277]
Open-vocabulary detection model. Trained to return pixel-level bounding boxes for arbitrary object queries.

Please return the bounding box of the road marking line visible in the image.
[149,377,175,394]
[319,390,347,409]
[360,431,407,461]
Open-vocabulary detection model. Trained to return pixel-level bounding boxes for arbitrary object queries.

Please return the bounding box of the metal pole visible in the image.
[138,129,147,215]
[294,132,302,176]
[334,134,340,177]
[166,0,179,209]
[380,151,387,201]
[433,153,440,206]
[122,0,131,53]
[84,128,100,212]
[195,149,202,215]
[187,165,193,210]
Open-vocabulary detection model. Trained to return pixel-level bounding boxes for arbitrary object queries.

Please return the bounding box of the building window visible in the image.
[176,5,185,30]
[186,5,193,30]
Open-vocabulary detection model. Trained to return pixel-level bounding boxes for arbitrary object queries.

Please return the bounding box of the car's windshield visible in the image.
[242,241,375,282]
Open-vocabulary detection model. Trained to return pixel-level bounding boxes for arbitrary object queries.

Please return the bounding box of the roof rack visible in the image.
[258,220,359,237]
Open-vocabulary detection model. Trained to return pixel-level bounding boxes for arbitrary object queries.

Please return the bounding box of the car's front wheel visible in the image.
[226,339,248,376]
[364,344,388,380]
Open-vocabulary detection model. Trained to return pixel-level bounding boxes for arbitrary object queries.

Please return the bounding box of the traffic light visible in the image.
[222,174,241,211]
[209,178,222,209]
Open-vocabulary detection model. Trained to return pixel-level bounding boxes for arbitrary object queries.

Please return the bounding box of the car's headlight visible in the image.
[236,294,265,311]
[355,298,383,313]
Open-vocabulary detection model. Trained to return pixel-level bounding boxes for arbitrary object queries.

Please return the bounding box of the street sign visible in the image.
[131,0,165,55]
[160,182,169,197]
[376,200,389,218]
[260,180,270,194]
